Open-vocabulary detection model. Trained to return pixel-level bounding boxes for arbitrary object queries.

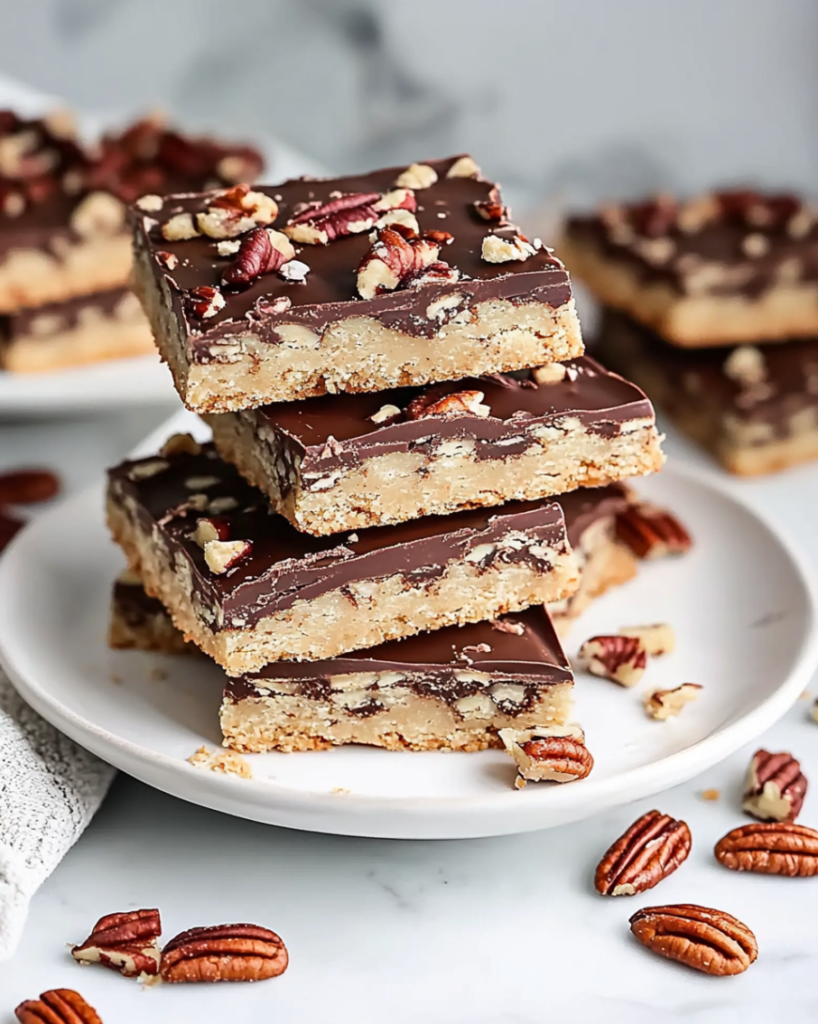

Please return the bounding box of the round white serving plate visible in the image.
[0,459,816,839]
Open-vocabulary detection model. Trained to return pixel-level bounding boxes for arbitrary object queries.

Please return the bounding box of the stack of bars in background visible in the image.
[563,190,818,476]
[0,110,262,373]
[105,154,673,780]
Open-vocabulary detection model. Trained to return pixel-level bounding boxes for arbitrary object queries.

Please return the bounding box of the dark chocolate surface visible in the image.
[135,155,573,351]
[108,443,569,630]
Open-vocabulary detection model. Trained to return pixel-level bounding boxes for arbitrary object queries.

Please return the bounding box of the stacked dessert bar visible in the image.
[563,190,818,475]
[106,155,665,761]
[0,111,262,373]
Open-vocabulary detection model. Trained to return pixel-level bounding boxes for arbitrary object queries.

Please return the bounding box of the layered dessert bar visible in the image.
[0,111,262,313]
[563,190,818,346]
[0,286,152,372]
[109,568,194,655]
[206,355,664,535]
[131,155,583,412]
[596,308,818,475]
[106,436,580,673]
[220,606,574,752]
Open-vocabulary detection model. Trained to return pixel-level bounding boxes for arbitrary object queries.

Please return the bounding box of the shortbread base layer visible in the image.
[109,586,194,656]
[562,236,818,347]
[1,318,154,372]
[107,497,579,674]
[134,238,584,412]
[208,411,664,535]
[220,679,573,753]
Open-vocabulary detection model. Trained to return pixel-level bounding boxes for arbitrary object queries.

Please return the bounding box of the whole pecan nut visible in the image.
[577,634,647,687]
[499,725,593,788]
[283,189,416,245]
[742,748,807,822]
[595,810,692,896]
[0,469,60,505]
[615,502,692,560]
[72,907,161,978]
[714,822,818,876]
[221,227,294,287]
[160,922,289,983]
[629,903,758,976]
[15,989,103,1024]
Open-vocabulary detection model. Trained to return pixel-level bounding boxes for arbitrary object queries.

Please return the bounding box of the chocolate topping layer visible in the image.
[1,285,136,341]
[227,605,573,711]
[107,443,570,630]
[133,155,573,350]
[227,355,655,476]
[557,484,631,546]
[567,190,818,299]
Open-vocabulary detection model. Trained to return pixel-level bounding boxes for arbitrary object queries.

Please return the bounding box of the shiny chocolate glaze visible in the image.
[134,155,573,353]
[107,444,570,631]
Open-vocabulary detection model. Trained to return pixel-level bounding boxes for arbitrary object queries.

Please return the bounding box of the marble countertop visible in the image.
[0,409,817,1022]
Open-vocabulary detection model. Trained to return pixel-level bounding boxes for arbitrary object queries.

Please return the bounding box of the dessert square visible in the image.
[206,355,664,535]
[0,110,262,314]
[595,308,818,475]
[106,436,580,674]
[563,190,818,347]
[109,568,195,655]
[131,155,583,412]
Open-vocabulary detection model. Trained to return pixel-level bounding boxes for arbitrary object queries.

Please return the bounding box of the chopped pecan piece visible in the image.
[619,623,675,656]
[577,634,647,687]
[159,433,202,458]
[283,189,416,245]
[155,250,178,270]
[473,188,509,223]
[405,388,490,420]
[723,345,766,386]
[405,261,460,288]
[742,748,807,822]
[192,517,231,546]
[15,989,103,1024]
[629,904,758,976]
[368,403,403,425]
[196,184,278,239]
[160,922,289,983]
[161,212,199,241]
[394,162,438,189]
[595,810,691,896]
[69,191,125,238]
[644,683,702,720]
[203,538,251,574]
[481,233,538,263]
[446,155,481,178]
[714,822,818,876]
[71,908,161,978]
[531,363,567,384]
[221,227,294,287]
[615,502,692,560]
[356,226,451,299]
[499,725,593,788]
[185,285,226,320]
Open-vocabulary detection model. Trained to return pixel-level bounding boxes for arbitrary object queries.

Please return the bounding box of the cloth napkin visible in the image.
[0,668,114,959]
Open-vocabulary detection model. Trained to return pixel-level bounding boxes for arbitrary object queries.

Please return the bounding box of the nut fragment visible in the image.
[531,363,567,384]
[159,922,288,983]
[619,623,675,656]
[127,458,168,481]
[188,745,252,779]
[185,285,226,320]
[405,388,490,420]
[595,810,692,896]
[159,433,203,457]
[714,821,818,876]
[161,212,199,241]
[221,227,292,287]
[629,904,758,976]
[368,403,402,426]
[203,538,252,574]
[15,989,103,1024]
[481,233,538,263]
[394,163,438,189]
[742,748,807,822]
[615,502,692,560]
[0,469,60,505]
[723,345,766,387]
[644,683,702,720]
[356,225,450,299]
[71,908,161,978]
[196,185,278,239]
[192,517,230,546]
[577,634,647,687]
[473,189,509,223]
[447,155,481,178]
[155,250,178,270]
[499,724,592,788]
[70,191,125,238]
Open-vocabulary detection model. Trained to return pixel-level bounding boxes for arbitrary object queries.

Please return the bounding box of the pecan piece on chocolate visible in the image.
[499,725,593,789]
[196,184,278,240]
[15,988,103,1024]
[185,285,226,321]
[283,189,416,246]
[160,922,289,983]
[577,634,647,687]
[615,502,692,560]
[473,188,509,224]
[394,162,438,190]
[742,748,807,822]
[629,904,758,976]
[0,469,60,505]
[203,538,251,574]
[714,821,818,877]
[481,233,538,263]
[356,225,452,299]
[71,908,161,978]
[595,810,691,896]
[404,387,490,420]
[644,683,702,721]
[221,227,294,287]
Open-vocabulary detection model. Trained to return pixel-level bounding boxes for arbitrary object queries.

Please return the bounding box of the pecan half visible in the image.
[644,683,702,720]
[742,748,807,822]
[405,388,490,420]
[185,285,226,320]
[283,189,416,245]
[72,908,161,978]
[160,922,288,983]
[356,225,450,299]
[577,634,647,687]
[15,989,103,1024]
[221,227,294,287]
[203,538,252,574]
[0,469,59,505]
[499,725,593,788]
[629,904,758,976]
[615,502,692,560]
[595,810,691,896]
[714,822,818,877]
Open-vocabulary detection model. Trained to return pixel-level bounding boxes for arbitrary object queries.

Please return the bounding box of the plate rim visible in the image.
[1,460,817,839]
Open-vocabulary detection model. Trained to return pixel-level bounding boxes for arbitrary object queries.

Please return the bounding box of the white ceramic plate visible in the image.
[1,411,817,838]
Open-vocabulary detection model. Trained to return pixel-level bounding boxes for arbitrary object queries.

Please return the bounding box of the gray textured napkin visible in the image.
[0,669,114,959]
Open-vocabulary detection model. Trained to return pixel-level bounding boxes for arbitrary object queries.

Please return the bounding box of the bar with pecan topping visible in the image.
[563,190,818,346]
[105,437,581,674]
[130,155,583,412]
[205,355,664,535]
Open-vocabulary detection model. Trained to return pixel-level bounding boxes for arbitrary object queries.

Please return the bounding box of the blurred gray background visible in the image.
[3,0,818,216]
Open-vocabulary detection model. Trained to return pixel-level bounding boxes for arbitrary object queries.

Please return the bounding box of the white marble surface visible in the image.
[1,411,818,1020]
